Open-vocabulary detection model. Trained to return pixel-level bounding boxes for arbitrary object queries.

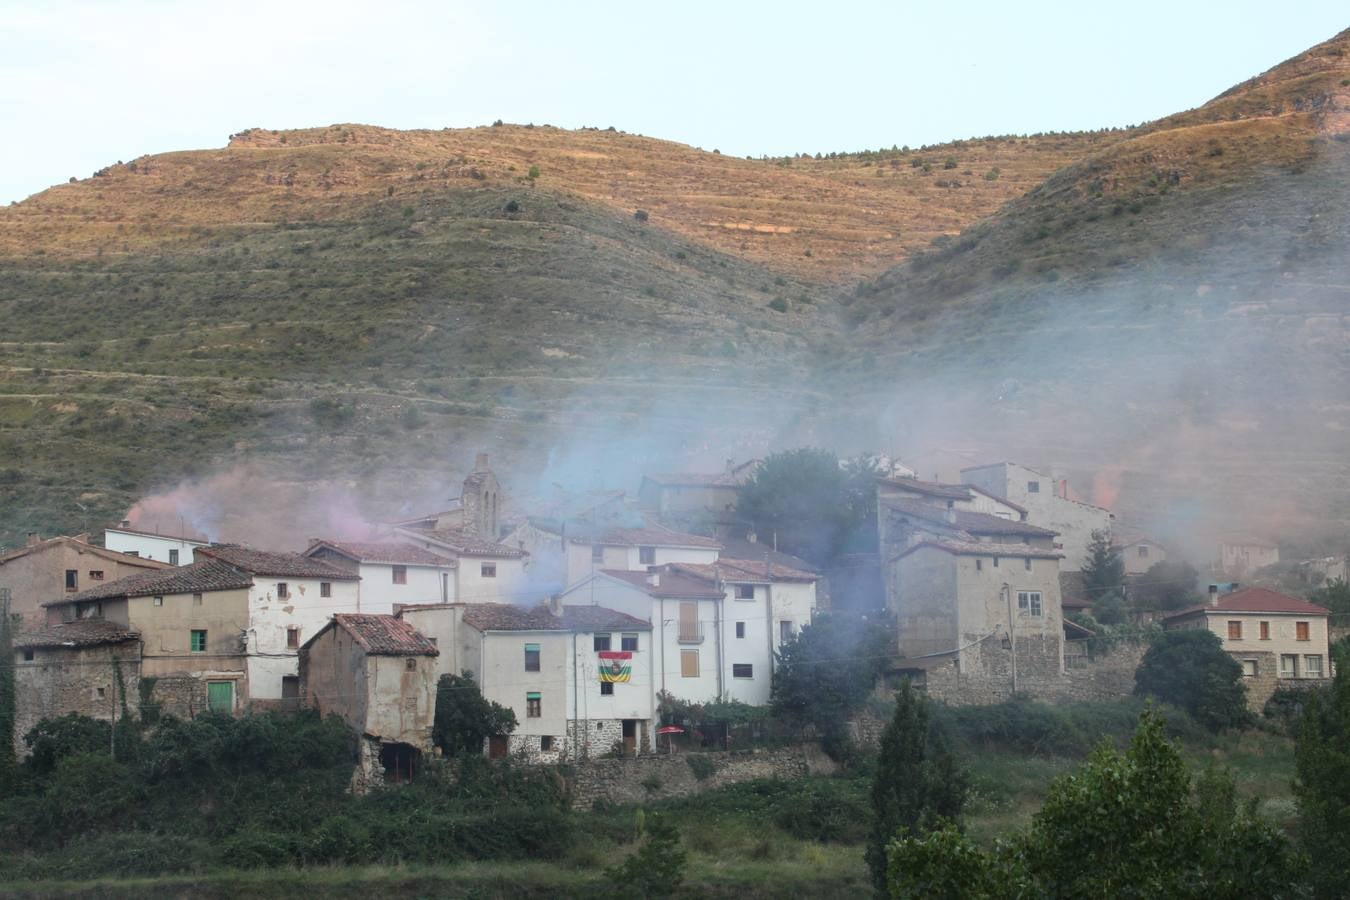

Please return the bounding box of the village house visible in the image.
[299,613,439,783]
[557,557,819,707]
[397,601,654,762]
[103,520,208,565]
[11,619,141,758]
[1118,535,1167,576]
[636,459,760,530]
[303,540,459,612]
[0,533,170,626]
[1162,585,1331,710]
[1216,535,1281,578]
[959,462,1113,571]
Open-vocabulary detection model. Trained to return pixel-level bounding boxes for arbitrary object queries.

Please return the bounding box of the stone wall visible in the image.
[143,672,210,720]
[566,745,833,810]
[919,637,1147,706]
[13,643,140,757]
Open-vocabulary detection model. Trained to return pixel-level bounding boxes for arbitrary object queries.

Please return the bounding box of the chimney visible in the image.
[1208,584,1219,607]
[120,519,130,529]
[548,594,562,616]
[1058,479,1068,498]
[944,506,957,525]
[725,458,735,474]
[747,530,758,545]
[25,532,40,547]
[474,453,490,473]
[647,571,661,588]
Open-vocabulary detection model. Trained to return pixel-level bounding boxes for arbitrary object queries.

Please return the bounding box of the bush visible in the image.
[633,209,649,222]
[606,813,686,897]
[685,754,715,781]
[24,713,112,775]
[1136,630,1250,731]
[768,297,788,313]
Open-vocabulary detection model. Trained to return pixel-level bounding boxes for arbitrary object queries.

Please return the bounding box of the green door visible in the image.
[207,681,233,714]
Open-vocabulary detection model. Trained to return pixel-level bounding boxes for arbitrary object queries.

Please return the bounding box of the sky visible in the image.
[0,1,1345,205]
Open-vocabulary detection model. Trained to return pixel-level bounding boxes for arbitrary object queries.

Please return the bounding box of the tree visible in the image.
[735,448,877,568]
[866,679,968,894]
[1132,560,1201,611]
[772,612,892,759]
[1081,529,1126,601]
[1091,590,1129,625]
[1295,639,1350,898]
[1135,630,1249,731]
[606,812,686,896]
[432,672,517,757]
[884,710,1296,899]
[1309,577,1350,616]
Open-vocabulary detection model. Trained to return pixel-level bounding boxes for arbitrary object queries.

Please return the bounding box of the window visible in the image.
[526,693,542,718]
[780,620,794,644]
[1305,655,1324,678]
[89,570,104,581]
[524,643,540,672]
[1241,659,1258,678]
[976,558,983,571]
[993,556,1000,568]
[734,584,755,600]
[1138,546,1149,558]
[125,550,139,557]
[600,682,614,696]
[405,657,417,671]
[735,621,746,638]
[392,565,408,584]
[678,602,700,642]
[1024,557,1032,572]
[190,630,207,653]
[481,563,497,578]
[65,569,78,591]
[1296,621,1310,641]
[287,627,300,649]
[591,544,605,563]
[621,633,639,652]
[1027,481,1040,493]
[320,582,332,598]
[680,649,699,677]
[169,549,179,565]
[193,593,203,606]
[153,596,164,607]
[1017,591,1043,616]
[276,582,289,599]
[1280,654,1298,678]
[593,633,611,652]
[541,736,554,752]
[22,648,34,662]
[732,663,753,679]
[639,546,656,565]
[97,687,105,699]
[1260,621,1270,640]
[1227,621,1242,641]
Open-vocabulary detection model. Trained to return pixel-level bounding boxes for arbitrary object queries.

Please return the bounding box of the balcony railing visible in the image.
[677,623,704,644]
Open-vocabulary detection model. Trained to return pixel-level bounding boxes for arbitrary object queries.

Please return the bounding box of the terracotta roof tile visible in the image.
[42,559,256,607]
[104,523,209,543]
[1163,587,1330,620]
[0,535,172,570]
[883,497,1057,537]
[892,539,1064,562]
[306,540,456,567]
[397,526,527,558]
[331,613,439,655]
[600,568,726,599]
[458,602,649,633]
[197,545,360,579]
[16,619,140,649]
[876,476,973,501]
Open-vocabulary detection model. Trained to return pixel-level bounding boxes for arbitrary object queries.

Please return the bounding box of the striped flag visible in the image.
[598,650,632,683]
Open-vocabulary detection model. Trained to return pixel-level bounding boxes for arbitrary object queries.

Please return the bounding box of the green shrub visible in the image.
[686,754,715,781]
[768,297,788,313]
[1136,630,1250,731]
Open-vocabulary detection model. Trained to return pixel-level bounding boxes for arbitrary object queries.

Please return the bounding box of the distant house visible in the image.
[959,462,1112,572]
[299,613,439,783]
[1162,586,1330,710]
[637,459,760,528]
[1118,536,1167,576]
[0,533,170,625]
[397,601,654,761]
[1216,536,1280,578]
[304,540,459,613]
[104,520,208,565]
[513,513,721,593]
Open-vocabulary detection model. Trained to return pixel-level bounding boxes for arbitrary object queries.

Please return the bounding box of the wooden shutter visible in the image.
[680,650,699,678]
[679,602,697,641]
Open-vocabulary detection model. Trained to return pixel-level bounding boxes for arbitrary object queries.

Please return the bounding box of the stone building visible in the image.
[0,534,169,626]
[1216,536,1281,578]
[1162,586,1331,711]
[636,458,760,530]
[959,462,1113,571]
[11,619,141,758]
[299,613,439,783]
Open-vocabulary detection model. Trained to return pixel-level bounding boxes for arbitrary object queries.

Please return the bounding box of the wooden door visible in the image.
[488,735,508,759]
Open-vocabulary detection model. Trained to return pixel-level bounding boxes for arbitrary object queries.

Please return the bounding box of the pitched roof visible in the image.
[42,559,256,606]
[716,534,818,573]
[458,602,649,633]
[670,558,818,585]
[16,619,140,649]
[397,526,527,558]
[964,484,1029,515]
[1219,535,1279,549]
[892,539,1065,562]
[0,535,172,570]
[330,613,439,656]
[876,476,972,501]
[306,540,456,567]
[1163,587,1329,620]
[600,568,726,599]
[196,545,360,579]
[642,460,759,488]
[883,497,1057,538]
[104,523,209,543]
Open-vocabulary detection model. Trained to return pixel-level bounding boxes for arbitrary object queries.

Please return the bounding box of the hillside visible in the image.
[840,28,1350,547]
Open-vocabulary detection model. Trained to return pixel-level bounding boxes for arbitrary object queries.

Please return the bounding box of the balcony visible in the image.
[677,623,704,645]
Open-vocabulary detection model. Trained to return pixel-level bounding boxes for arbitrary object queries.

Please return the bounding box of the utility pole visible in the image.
[1003,583,1017,695]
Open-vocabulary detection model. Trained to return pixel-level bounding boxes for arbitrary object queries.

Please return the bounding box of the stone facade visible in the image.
[12,641,140,757]
[565,745,830,810]
[916,637,1147,707]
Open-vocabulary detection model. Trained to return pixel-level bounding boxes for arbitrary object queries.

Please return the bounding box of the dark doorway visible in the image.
[379,742,421,783]
[622,719,638,755]
[488,734,509,759]
[281,676,299,713]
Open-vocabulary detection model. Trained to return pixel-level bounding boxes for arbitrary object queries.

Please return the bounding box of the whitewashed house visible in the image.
[303,540,458,613]
[959,462,1113,571]
[104,521,208,565]
[513,514,722,593]
[194,545,360,707]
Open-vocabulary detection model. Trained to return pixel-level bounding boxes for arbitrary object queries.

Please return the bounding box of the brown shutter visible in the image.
[679,602,697,641]
[680,650,699,678]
